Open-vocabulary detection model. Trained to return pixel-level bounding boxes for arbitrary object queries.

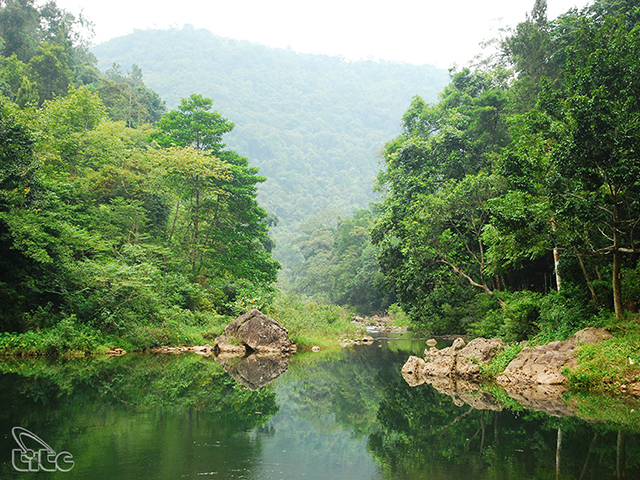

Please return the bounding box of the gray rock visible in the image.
[497,327,612,385]
[220,309,293,354]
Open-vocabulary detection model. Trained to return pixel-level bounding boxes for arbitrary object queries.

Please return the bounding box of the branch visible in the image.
[439,258,505,307]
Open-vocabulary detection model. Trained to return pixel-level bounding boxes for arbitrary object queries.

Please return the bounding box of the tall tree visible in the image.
[153,94,279,287]
[372,68,510,327]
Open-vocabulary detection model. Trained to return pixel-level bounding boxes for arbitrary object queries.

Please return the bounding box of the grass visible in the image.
[479,342,524,378]
[265,291,364,349]
[564,315,640,393]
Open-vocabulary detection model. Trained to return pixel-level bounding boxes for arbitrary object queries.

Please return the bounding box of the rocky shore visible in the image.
[400,327,639,416]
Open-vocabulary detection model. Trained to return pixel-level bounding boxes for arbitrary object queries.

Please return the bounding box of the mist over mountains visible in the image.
[92,26,450,267]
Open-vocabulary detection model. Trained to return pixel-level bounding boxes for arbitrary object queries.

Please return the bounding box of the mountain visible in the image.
[91,26,450,269]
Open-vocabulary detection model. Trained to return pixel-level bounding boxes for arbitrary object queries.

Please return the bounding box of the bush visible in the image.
[470,291,541,342]
[535,285,605,343]
[265,291,361,348]
[0,315,105,355]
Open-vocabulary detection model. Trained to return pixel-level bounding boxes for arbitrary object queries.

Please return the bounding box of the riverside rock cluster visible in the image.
[402,327,612,387]
[401,327,616,418]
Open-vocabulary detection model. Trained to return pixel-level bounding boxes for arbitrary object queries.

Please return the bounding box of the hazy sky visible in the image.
[54,0,593,68]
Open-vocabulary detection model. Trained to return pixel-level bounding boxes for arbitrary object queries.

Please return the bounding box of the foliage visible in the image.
[369,1,640,337]
[97,63,166,126]
[371,68,512,331]
[0,0,99,105]
[0,7,281,353]
[290,206,392,315]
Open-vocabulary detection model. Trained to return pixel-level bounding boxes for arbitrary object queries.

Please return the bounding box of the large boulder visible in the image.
[217,309,294,354]
[496,327,612,385]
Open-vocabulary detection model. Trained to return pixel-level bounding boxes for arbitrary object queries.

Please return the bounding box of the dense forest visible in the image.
[291,0,640,341]
[90,29,450,268]
[0,0,279,352]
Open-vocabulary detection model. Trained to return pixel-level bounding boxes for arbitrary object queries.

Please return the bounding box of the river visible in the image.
[0,332,638,479]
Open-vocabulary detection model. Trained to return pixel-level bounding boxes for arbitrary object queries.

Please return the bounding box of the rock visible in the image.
[107,347,126,356]
[568,326,613,345]
[362,335,375,344]
[459,337,505,363]
[401,355,427,387]
[413,337,505,379]
[497,327,612,386]
[191,344,215,356]
[424,354,457,376]
[426,338,438,347]
[219,309,293,354]
[451,337,466,352]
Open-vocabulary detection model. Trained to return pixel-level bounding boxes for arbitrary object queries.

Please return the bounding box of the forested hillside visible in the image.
[91,28,450,268]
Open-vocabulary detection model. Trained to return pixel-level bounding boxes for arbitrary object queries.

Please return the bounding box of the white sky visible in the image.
[53,0,593,69]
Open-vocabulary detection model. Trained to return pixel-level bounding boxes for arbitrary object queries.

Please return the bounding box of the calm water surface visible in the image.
[0,333,638,479]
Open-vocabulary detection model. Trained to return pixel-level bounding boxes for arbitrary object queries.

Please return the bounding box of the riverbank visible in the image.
[408,315,640,397]
[0,291,410,356]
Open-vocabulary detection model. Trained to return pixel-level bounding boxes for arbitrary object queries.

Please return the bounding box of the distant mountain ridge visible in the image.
[92,26,450,267]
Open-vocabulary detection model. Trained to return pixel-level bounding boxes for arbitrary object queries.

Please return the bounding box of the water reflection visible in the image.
[0,336,637,479]
[216,353,290,391]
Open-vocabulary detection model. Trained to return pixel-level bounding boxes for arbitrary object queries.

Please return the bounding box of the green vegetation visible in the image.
[3,0,640,398]
[363,0,640,344]
[0,0,282,355]
[288,206,393,315]
[265,291,362,348]
[565,317,640,393]
[91,27,450,269]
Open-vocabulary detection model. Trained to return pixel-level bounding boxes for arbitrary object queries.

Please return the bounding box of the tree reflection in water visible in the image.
[0,340,638,479]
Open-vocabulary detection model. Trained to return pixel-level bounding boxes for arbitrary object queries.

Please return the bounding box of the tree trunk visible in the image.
[553,247,561,291]
[613,230,623,320]
[577,254,601,307]
[552,218,561,291]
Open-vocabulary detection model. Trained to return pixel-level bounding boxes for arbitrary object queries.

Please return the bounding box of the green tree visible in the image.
[372,68,510,329]
[97,63,166,126]
[27,41,73,104]
[153,94,279,291]
[0,0,40,61]
[540,16,640,319]
[152,93,234,151]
